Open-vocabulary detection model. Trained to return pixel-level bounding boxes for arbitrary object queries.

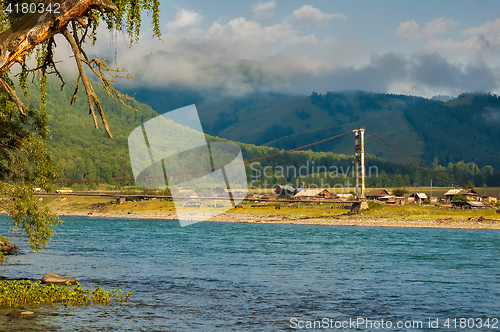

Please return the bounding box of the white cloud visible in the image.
[396,20,420,40]
[396,17,455,41]
[423,17,456,37]
[462,18,500,37]
[287,34,318,46]
[205,17,296,55]
[50,9,498,98]
[251,0,276,18]
[167,9,203,32]
[425,18,500,63]
[286,5,345,29]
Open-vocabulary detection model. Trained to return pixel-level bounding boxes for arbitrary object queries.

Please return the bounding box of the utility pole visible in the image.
[430,179,433,198]
[353,128,365,199]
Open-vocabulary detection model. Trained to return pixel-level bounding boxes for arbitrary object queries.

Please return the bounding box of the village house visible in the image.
[395,197,406,206]
[451,201,487,209]
[466,201,487,208]
[379,194,396,204]
[409,193,428,204]
[293,188,333,200]
[366,189,391,200]
[482,196,497,204]
[444,189,482,201]
[403,193,413,202]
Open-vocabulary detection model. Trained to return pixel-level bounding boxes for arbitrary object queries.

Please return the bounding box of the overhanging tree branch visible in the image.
[0,77,26,115]
[0,0,116,70]
[63,29,110,137]
[0,0,117,136]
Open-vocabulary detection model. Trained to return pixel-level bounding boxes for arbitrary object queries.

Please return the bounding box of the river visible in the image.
[0,216,499,331]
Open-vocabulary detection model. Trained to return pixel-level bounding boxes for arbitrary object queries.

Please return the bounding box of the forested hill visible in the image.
[19,77,500,189]
[23,77,414,188]
[22,76,158,184]
[123,86,500,169]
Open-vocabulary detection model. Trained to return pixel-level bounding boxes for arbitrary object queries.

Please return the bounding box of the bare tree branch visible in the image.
[0,77,26,115]
[63,29,113,139]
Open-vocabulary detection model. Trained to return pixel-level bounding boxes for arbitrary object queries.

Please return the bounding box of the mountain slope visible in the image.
[22,77,158,184]
[124,86,500,168]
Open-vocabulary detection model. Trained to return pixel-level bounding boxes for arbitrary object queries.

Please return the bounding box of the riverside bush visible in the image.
[0,280,132,307]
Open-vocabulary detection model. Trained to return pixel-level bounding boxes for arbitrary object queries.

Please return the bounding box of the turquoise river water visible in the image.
[0,216,499,331]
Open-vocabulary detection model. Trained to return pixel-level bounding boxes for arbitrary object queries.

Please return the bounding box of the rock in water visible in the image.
[6,311,37,319]
[0,241,19,254]
[41,273,77,285]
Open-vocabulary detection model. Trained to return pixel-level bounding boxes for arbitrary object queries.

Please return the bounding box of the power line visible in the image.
[55,131,353,184]
[55,129,456,187]
[366,133,454,186]
[366,131,455,186]
[243,131,351,164]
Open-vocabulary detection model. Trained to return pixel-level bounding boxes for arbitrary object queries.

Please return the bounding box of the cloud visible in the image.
[427,18,500,61]
[206,17,294,49]
[462,18,500,38]
[287,34,318,46]
[116,46,317,95]
[286,5,345,29]
[482,107,500,125]
[396,17,456,41]
[200,16,324,57]
[251,0,276,18]
[111,28,497,98]
[396,20,420,40]
[410,52,497,92]
[48,11,498,99]
[291,53,409,94]
[280,52,498,97]
[167,9,203,32]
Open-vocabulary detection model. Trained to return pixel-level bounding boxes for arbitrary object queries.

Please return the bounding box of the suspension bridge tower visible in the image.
[353,128,365,200]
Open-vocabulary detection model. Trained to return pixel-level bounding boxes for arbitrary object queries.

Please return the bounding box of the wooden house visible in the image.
[464,189,481,201]
[409,193,428,204]
[444,189,482,201]
[293,188,333,200]
[483,196,497,204]
[366,189,391,200]
[451,201,487,209]
[379,195,396,204]
[395,197,406,206]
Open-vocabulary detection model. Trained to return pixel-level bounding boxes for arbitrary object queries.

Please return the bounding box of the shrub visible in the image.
[0,280,132,307]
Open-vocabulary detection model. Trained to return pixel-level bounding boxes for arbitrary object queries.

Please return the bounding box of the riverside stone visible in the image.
[41,273,77,285]
[6,311,37,319]
[0,241,19,254]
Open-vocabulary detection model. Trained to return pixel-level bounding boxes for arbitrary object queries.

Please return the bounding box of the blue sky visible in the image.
[74,0,500,97]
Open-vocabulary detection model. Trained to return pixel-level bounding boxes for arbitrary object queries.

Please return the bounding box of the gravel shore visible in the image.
[56,210,500,230]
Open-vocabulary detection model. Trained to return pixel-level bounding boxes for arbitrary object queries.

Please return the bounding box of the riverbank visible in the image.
[34,194,500,230]
[56,210,500,229]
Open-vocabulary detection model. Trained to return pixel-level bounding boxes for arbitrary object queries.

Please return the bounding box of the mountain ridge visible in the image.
[120,85,500,168]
